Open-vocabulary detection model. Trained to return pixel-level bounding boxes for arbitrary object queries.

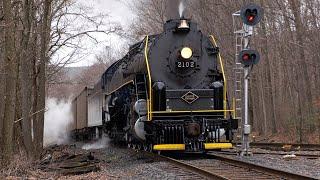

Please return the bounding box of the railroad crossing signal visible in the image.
[240,3,264,26]
[238,49,260,66]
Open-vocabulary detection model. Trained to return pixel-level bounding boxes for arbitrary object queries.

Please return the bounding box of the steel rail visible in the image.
[129,148,316,179]
[139,151,228,179]
[249,142,320,150]
[158,155,229,179]
[216,150,320,158]
[207,153,316,180]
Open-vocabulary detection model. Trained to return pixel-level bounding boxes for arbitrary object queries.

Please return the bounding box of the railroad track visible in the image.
[246,143,320,151]
[131,149,220,179]
[215,150,320,158]
[231,142,320,158]
[204,153,315,179]
[139,150,316,180]
[251,151,320,158]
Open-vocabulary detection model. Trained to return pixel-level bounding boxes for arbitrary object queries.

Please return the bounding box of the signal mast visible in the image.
[232,4,264,156]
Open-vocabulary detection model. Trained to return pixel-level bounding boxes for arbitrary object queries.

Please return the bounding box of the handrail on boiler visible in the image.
[144,36,152,121]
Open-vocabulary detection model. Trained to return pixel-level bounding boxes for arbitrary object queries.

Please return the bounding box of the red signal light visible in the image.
[239,49,260,66]
[248,15,255,22]
[242,54,250,61]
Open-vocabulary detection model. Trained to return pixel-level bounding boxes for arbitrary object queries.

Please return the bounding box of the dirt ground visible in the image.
[1,144,112,179]
[1,134,319,179]
[0,143,188,179]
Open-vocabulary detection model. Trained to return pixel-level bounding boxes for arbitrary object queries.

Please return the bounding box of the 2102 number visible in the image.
[177,61,196,68]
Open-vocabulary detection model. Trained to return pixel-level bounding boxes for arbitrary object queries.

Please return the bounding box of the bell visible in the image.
[178,19,189,29]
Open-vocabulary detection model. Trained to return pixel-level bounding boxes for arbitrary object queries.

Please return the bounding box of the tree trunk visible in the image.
[34,0,52,155]
[2,0,17,165]
[20,0,34,158]
[0,55,4,150]
[31,1,38,144]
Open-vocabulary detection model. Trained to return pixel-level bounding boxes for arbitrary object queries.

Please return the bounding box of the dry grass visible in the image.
[0,150,33,178]
[0,145,108,179]
[0,150,56,179]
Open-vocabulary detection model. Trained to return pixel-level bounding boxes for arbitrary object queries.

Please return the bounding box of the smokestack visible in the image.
[165,0,180,20]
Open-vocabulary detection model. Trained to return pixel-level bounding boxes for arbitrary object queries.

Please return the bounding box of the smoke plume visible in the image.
[82,135,110,150]
[44,98,73,147]
[179,0,186,18]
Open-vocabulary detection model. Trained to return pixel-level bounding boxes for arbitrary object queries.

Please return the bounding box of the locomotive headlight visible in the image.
[181,47,193,59]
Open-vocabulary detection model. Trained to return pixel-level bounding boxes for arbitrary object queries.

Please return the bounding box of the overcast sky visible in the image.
[65,0,136,66]
[81,0,134,27]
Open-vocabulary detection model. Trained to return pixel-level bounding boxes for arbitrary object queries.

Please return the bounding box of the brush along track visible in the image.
[155,152,315,180]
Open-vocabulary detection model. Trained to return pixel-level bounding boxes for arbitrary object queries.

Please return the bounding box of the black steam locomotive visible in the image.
[99,18,238,152]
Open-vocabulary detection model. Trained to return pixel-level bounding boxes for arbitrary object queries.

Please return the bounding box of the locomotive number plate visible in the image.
[176,61,196,68]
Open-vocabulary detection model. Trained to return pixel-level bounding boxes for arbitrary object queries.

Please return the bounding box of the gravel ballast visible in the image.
[218,148,320,179]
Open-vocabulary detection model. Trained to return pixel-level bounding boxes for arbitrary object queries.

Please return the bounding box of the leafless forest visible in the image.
[0,0,319,169]
[0,0,120,167]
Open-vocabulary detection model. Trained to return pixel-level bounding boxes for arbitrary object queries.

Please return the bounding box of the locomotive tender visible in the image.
[71,18,238,152]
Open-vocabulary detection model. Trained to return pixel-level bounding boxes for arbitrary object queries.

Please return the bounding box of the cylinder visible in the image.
[152,82,166,111]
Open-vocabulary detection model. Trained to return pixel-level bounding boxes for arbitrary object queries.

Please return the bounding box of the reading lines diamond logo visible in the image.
[181,91,199,104]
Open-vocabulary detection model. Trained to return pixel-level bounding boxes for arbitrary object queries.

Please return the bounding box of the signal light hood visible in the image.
[240,3,264,26]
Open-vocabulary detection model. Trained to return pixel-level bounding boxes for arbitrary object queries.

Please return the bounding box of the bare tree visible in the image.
[47,0,122,83]
[0,50,4,155]
[19,0,34,158]
[2,0,17,165]
[0,43,4,150]
[127,0,167,40]
[33,0,52,155]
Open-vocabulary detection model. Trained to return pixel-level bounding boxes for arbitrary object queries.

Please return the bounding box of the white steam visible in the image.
[179,0,185,18]
[82,135,109,150]
[44,98,73,147]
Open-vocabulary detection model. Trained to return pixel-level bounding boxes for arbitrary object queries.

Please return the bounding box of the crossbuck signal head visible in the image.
[240,3,264,26]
